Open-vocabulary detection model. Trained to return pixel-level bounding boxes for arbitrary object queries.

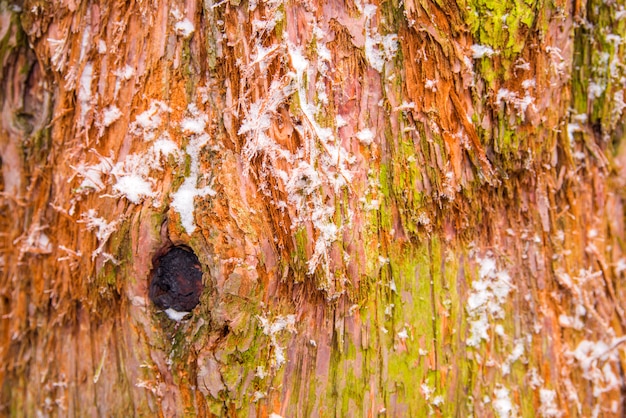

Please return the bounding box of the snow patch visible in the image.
[78,62,93,127]
[171,105,215,234]
[257,314,296,368]
[363,6,398,72]
[466,256,514,347]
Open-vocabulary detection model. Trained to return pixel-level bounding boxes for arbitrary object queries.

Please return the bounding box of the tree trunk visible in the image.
[1,0,626,416]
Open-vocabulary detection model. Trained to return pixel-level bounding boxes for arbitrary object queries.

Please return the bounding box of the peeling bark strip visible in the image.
[1,0,626,417]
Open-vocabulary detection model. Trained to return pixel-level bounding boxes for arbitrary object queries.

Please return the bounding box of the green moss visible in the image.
[463,0,537,70]
[292,226,309,279]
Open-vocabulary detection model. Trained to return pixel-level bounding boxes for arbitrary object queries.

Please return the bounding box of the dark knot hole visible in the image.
[149,246,204,313]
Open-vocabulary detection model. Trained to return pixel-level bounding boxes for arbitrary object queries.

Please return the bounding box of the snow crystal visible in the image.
[47,37,67,71]
[79,209,120,260]
[73,159,111,192]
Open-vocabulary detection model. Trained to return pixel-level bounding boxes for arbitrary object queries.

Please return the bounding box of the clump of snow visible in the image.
[397,328,409,340]
[97,40,107,54]
[362,5,398,72]
[501,340,524,375]
[425,79,438,92]
[466,256,515,347]
[175,18,195,38]
[164,308,189,321]
[181,109,207,134]
[421,382,435,400]
[588,81,605,101]
[527,368,544,389]
[109,136,180,205]
[538,389,562,417]
[356,128,375,145]
[611,90,626,123]
[285,162,322,201]
[471,44,495,59]
[130,100,171,141]
[112,174,155,204]
[562,337,624,412]
[493,386,516,418]
[114,65,135,81]
[495,88,536,120]
[152,135,179,158]
[102,106,122,127]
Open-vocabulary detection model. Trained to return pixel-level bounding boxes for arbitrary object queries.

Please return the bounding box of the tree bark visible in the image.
[1,0,626,416]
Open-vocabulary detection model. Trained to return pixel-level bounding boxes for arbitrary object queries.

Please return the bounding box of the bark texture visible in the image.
[1,0,626,416]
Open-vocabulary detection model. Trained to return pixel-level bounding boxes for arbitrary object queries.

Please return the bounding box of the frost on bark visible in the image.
[1,0,626,416]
